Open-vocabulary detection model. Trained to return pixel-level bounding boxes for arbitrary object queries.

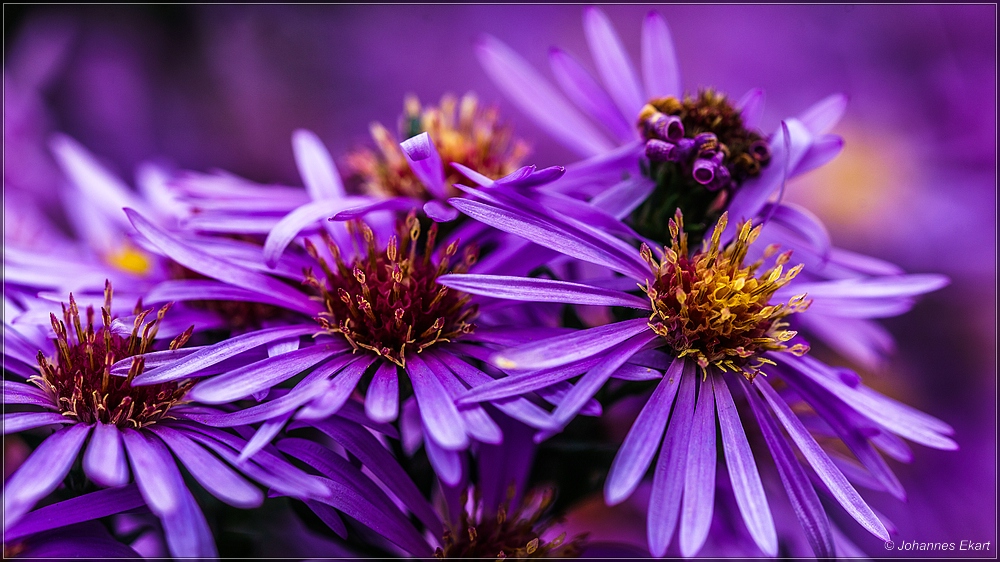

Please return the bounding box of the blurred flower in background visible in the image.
[4,4,995,558]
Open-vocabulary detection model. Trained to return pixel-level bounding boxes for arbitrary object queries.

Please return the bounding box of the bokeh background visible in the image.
[4,5,996,557]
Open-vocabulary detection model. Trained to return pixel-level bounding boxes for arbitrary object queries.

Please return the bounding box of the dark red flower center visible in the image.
[305,216,478,367]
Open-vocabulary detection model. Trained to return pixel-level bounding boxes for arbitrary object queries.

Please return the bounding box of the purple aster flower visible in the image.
[437,192,954,557]
[2,284,416,557]
[477,8,849,251]
[118,208,565,486]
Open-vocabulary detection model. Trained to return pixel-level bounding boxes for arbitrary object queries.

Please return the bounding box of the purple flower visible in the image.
[1,284,399,557]
[438,195,954,557]
[476,8,849,254]
[118,208,561,486]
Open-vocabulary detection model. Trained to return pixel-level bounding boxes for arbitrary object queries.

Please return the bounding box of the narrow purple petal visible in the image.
[161,485,218,558]
[263,197,369,268]
[423,200,460,222]
[132,325,318,385]
[493,318,651,371]
[400,132,446,198]
[239,411,294,461]
[714,373,777,556]
[744,381,834,558]
[83,422,129,487]
[2,381,55,408]
[589,176,656,220]
[476,35,614,157]
[3,424,90,530]
[306,500,348,538]
[606,358,685,505]
[458,355,602,405]
[737,88,765,130]
[49,134,145,229]
[825,246,905,276]
[872,430,914,463]
[647,371,696,557]
[763,203,831,256]
[438,274,649,309]
[797,315,894,371]
[150,426,264,508]
[535,381,602,418]
[548,332,658,431]
[584,8,645,120]
[143,279,300,310]
[784,274,950,300]
[724,119,811,230]
[432,350,552,429]
[366,361,400,423]
[425,432,464,486]
[309,417,442,531]
[549,47,634,143]
[448,197,649,280]
[181,213,285,234]
[121,429,184,515]
[126,209,320,315]
[3,412,71,434]
[422,354,502,444]
[187,344,343,403]
[294,355,376,420]
[5,486,145,542]
[292,129,345,201]
[679,374,717,557]
[332,197,422,221]
[798,93,848,135]
[641,11,681,98]
[407,354,469,450]
[757,379,889,541]
[793,134,844,177]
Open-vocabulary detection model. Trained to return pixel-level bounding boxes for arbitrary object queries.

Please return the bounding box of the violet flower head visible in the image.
[439,190,954,557]
[1,283,424,557]
[477,7,848,249]
[119,208,558,487]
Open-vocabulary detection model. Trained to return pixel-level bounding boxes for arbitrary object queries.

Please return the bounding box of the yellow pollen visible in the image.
[642,210,811,381]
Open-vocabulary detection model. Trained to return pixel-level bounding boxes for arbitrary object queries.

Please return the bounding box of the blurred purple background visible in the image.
[4,5,996,555]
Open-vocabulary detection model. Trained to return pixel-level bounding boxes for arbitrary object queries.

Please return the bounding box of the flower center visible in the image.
[305,215,478,367]
[434,487,586,559]
[32,284,194,428]
[641,211,810,381]
[346,93,529,201]
[631,89,770,246]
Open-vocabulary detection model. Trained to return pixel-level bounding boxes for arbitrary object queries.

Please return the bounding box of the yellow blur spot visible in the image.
[106,244,153,276]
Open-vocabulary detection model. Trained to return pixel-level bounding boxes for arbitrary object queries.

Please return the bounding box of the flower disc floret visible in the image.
[32,284,194,428]
[305,214,479,367]
[347,93,529,200]
[642,211,810,380]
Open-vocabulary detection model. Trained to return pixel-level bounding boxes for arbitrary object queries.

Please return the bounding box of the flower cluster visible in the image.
[3,8,957,560]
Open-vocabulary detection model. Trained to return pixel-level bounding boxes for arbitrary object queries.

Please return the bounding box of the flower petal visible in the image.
[549,47,634,143]
[5,486,145,542]
[493,318,651,371]
[641,11,681,99]
[150,426,264,508]
[476,34,614,157]
[292,129,345,201]
[406,354,468,450]
[792,134,844,177]
[294,355,377,420]
[647,371,696,557]
[3,424,90,530]
[263,196,370,268]
[757,379,889,541]
[438,273,649,309]
[2,412,71,434]
[83,422,130,487]
[606,358,685,505]
[679,375,717,557]
[121,429,183,516]
[737,88,765,130]
[714,373,777,557]
[798,93,848,135]
[423,200,460,222]
[400,132,446,198]
[131,325,317,385]
[332,197,422,221]
[126,208,320,315]
[584,7,645,121]
[365,361,400,423]
[160,485,218,558]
